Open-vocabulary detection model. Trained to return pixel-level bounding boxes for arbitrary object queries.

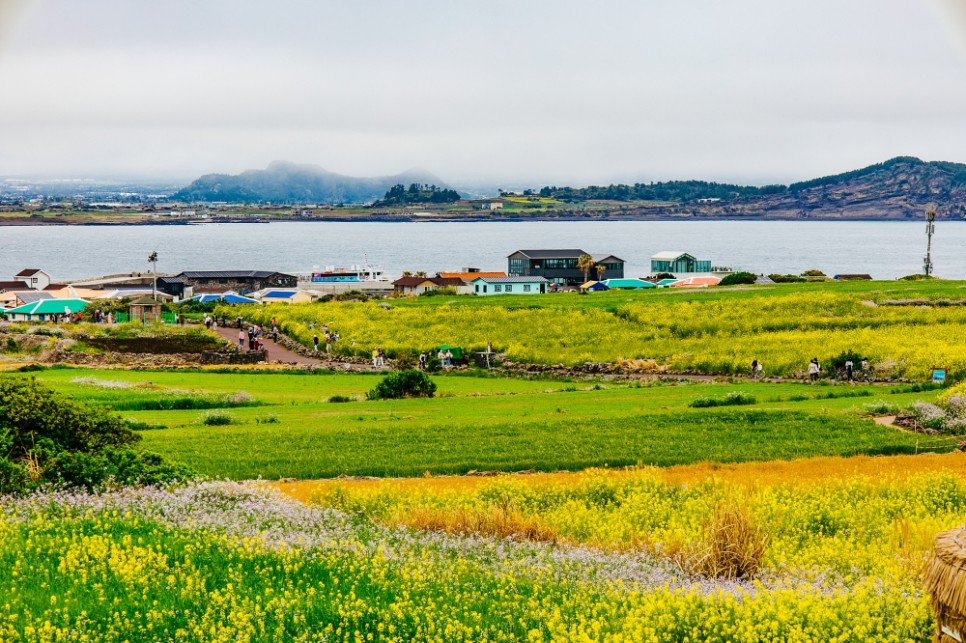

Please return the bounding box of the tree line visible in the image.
[374,184,461,206]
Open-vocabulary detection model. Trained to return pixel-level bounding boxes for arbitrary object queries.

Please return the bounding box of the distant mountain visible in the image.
[542,157,966,219]
[173,161,449,204]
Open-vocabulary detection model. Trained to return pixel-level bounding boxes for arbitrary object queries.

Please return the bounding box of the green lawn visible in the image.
[20,367,951,480]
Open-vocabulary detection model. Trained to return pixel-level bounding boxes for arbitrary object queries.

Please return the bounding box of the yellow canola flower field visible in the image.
[244,285,966,378]
[0,468,959,641]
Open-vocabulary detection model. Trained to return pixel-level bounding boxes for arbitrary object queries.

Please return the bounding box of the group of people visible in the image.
[372,347,386,367]
[312,323,340,353]
[747,356,872,382]
[437,348,454,367]
[238,323,273,352]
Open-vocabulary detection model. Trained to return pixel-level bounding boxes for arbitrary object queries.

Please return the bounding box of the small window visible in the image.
[505,284,512,293]
[494,284,502,292]
[523,284,531,292]
[475,284,480,292]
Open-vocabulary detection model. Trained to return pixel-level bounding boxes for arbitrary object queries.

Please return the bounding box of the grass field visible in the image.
[17,367,954,480]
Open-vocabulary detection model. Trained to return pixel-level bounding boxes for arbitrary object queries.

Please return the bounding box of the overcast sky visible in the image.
[1,0,965,187]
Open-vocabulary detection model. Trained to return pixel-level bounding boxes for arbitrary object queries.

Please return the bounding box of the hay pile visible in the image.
[926,526,966,642]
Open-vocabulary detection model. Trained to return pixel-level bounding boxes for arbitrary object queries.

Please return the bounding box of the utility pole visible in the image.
[924,206,936,278]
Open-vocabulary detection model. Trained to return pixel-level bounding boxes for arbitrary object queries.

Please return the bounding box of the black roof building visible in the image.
[507,249,624,286]
[158,271,297,297]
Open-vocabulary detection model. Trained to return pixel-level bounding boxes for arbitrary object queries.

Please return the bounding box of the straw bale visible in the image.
[926,526,966,642]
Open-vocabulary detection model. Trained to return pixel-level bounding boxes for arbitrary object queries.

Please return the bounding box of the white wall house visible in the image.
[471,276,549,296]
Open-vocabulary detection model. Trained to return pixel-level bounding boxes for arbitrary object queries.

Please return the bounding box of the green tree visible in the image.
[577,254,595,284]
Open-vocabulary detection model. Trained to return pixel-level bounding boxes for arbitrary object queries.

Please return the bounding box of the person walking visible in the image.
[418,352,427,370]
[750,359,758,378]
[845,358,854,382]
[754,360,763,379]
[807,358,820,383]
[237,328,245,348]
[313,335,320,353]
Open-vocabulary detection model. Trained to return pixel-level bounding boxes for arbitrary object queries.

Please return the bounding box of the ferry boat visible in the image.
[300,264,389,283]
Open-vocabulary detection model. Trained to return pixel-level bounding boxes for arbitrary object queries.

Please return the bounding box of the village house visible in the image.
[255,289,318,304]
[14,268,52,290]
[472,275,549,296]
[507,250,625,286]
[392,276,469,296]
[158,271,297,298]
[4,298,87,322]
[650,252,712,275]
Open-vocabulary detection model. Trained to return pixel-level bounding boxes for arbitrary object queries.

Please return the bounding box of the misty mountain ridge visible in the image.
[173,161,449,204]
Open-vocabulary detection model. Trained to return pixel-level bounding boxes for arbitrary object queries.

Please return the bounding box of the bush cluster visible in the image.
[367,370,437,400]
[689,391,758,408]
[0,377,190,493]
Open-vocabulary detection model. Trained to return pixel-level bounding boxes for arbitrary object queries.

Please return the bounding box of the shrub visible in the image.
[0,377,189,493]
[718,272,757,286]
[393,351,418,370]
[367,369,437,400]
[201,410,234,426]
[328,395,356,403]
[689,391,757,408]
[769,273,806,283]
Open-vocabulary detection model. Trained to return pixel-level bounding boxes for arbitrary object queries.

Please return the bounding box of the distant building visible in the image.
[14,268,51,290]
[472,276,549,296]
[650,252,712,275]
[392,276,469,296]
[159,271,297,297]
[507,250,624,286]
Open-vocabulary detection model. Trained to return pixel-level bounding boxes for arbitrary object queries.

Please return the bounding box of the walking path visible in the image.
[212,325,384,371]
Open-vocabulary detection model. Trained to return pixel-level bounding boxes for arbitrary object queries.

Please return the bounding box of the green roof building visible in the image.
[5,298,87,322]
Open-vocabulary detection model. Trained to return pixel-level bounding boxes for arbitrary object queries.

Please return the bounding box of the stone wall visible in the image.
[201,350,267,365]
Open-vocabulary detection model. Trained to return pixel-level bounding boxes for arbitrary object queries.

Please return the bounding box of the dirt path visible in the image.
[214,325,320,365]
[212,325,389,372]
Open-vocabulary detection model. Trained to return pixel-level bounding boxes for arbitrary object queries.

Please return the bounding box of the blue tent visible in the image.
[190,292,259,304]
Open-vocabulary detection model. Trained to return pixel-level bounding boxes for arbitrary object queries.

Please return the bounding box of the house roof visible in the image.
[602,278,655,289]
[393,276,435,287]
[650,251,695,261]
[472,276,550,284]
[431,277,467,287]
[157,276,186,284]
[262,290,299,298]
[591,254,625,264]
[754,275,776,285]
[189,291,259,304]
[580,281,610,290]
[0,280,28,291]
[17,292,55,304]
[656,278,680,286]
[670,276,721,287]
[180,271,291,280]
[43,284,68,291]
[508,249,586,259]
[14,268,43,277]
[437,271,506,280]
[6,298,88,315]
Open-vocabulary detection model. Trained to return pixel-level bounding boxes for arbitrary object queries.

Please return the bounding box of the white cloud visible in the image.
[0,0,963,186]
